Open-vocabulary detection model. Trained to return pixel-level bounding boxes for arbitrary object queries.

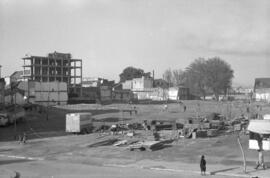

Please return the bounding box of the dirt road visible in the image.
[0,157,245,178]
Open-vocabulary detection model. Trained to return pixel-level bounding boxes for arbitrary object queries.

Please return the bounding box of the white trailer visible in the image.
[66,112,93,134]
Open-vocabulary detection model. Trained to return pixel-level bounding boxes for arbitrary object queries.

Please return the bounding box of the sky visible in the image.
[0,0,269,87]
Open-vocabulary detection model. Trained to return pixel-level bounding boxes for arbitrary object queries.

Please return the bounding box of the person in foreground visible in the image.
[200,155,206,176]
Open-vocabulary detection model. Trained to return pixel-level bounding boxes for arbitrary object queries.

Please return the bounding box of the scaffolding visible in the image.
[22,52,82,97]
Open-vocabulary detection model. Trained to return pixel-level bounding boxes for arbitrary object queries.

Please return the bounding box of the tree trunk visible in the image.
[237,135,246,173]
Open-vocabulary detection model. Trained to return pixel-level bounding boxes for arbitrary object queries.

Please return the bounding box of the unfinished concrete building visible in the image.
[22,51,82,97]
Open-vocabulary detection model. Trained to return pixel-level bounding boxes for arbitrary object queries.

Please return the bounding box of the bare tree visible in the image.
[163,68,173,87]
[172,69,185,86]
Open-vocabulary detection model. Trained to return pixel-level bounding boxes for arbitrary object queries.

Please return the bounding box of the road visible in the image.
[0,157,242,178]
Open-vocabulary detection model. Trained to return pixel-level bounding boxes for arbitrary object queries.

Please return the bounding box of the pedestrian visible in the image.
[255,149,266,170]
[183,105,187,112]
[200,155,206,175]
[255,133,263,151]
[22,132,27,144]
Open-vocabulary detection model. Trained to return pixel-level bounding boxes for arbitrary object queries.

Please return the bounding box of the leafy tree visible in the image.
[204,57,234,100]
[185,57,234,100]
[185,58,208,99]
[119,66,147,82]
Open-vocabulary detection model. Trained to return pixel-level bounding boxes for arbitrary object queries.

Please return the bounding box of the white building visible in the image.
[122,76,153,91]
[254,78,270,103]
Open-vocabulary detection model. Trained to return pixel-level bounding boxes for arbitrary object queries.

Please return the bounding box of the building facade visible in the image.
[122,76,153,91]
[22,51,82,97]
[254,78,270,103]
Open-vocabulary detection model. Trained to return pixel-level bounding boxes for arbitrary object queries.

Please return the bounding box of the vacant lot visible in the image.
[0,100,270,177]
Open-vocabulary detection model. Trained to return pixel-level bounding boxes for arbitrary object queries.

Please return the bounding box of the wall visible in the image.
[122,77,153,91]
[100,85,112,103]
[168,87,179,100]
[112,90,132,102]
[255,88,270,103]
[17,81,68,106]
[4,92,25,105]
[0,78,5,105]
[122,80,132,90]
[132,77,153,90]
[133,88,168,101]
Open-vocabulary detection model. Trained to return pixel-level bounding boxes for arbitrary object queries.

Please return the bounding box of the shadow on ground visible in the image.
[0,159,33,166]
[210,167,239,175]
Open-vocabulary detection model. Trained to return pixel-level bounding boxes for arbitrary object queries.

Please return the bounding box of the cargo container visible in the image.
[66,112,93,134]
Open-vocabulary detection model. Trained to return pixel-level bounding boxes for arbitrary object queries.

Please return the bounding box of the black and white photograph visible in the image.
[0,0,270,177]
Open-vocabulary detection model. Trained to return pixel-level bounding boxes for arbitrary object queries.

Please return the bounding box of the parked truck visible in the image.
[0,105,26,126]
[65,112,93,134]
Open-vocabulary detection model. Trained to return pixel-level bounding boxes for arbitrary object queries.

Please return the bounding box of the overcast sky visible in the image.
[0,0,269,86]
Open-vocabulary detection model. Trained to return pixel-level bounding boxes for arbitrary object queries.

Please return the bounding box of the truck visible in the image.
[65,112,93,134]
[0,105,26,126]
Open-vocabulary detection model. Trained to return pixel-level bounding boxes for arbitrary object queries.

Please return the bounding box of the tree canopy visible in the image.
[185,57,234,100]
[119,66,150,82]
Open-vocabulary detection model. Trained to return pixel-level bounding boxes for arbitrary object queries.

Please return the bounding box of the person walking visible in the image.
[183,105,187,112]
[200,155,206,175]
[255,149,266,170]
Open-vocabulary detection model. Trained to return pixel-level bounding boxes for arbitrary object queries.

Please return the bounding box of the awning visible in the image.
[247,119,270,134]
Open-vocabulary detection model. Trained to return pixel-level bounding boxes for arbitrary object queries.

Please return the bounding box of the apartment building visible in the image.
[22,51,82,97]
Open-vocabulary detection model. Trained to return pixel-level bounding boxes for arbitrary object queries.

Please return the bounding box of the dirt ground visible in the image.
[1,100,270,177]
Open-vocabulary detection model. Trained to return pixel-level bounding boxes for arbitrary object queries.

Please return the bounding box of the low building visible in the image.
[14,81,68,106]
[100,85,112,104]
[254,78,270,103]
[80,77,114,104]
[133,88,168,101]
[168,86,190,100]
[112,89,133,103]
[122,76,153,91]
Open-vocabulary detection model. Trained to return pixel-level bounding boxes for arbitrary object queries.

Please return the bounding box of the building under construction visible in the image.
[22,51,82,97]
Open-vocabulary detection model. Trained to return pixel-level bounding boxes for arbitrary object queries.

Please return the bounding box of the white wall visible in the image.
[168,87,179,100]
[255,93,270,103]
[122,80,132,90]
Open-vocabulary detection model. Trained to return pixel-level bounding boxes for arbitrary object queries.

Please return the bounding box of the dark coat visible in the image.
[200,158,206,171]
